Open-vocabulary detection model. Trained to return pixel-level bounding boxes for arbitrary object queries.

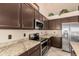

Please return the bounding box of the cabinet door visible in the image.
[0,3,20,28]
[22,4,34,29]
[61,18,68,23]
[35,10,43,21]
[28,44,41,56]
[44,20,48,30]
[39,14,43,21]
[55,19,61,30]
[43,17,49,30]
[29,49,40,56]
[49,19,62,30]
[35,10,40,20]
[68,16,78,22]
[51,37,62,48]
[48,19,61,30]
[61,16,78,23]
[48,20,56,30]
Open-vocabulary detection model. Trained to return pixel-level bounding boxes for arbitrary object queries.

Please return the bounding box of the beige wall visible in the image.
[37,3,79,18]
[0,29,61,43]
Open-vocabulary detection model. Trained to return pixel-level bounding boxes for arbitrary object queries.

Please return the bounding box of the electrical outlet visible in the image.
[24,33,26,37]
[8,34,12,39]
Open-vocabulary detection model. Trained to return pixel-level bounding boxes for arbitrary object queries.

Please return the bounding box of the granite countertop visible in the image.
[70,41,79,56]
[0,39,40,56]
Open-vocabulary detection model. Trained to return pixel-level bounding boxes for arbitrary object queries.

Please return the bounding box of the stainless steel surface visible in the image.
[34,19,44,30]
[62,23,70,52]
[29,33,48,55]
[70,23,79,42]
[41,39,48,56]
[62,23,79,52]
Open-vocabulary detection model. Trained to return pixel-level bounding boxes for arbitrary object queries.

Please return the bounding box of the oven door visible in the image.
[41,40,48,55]
[41,40,48,49]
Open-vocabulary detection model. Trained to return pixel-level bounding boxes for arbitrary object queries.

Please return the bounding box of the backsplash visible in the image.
[0,29,62,43]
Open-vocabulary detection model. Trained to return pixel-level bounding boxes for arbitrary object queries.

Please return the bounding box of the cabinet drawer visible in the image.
[30,49,40,56]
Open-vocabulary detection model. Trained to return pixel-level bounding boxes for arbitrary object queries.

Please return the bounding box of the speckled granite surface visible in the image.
[70,42,79,56]
[0,39,40,56]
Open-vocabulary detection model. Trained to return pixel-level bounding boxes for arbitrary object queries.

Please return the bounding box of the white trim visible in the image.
[48,11,79,20]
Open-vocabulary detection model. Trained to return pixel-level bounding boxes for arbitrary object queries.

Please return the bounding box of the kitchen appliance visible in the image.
[34,19,44,30]
[62,22,79,52]
[29,33,48,55]
[41,38,48,55]
[29,33,39,41]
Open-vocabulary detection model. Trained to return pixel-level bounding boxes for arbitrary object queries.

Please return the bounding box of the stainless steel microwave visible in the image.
[34,19,44,30]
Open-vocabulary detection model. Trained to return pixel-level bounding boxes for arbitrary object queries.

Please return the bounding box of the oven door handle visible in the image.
[41,40,48,45]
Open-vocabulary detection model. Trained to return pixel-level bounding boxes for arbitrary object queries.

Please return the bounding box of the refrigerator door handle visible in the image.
[63,30,68,39]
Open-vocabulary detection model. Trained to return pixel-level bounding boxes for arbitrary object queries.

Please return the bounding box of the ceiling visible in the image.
[37,3,79,18]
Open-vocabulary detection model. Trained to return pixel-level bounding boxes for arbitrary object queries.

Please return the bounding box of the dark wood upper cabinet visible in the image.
[48,19,61,30]
[43,17,49,30]
[44,20,49,30]
[55,19,61,30]
[35,9,43,21]
[0,3,46,29]
[22,3,34,29]
[39,13,43,21]
[61,16,79,23]
[0,3,78,30]
[48,20,56,30]
[0,3,20,28]
[35,9,40,20]
[48,16,79,30]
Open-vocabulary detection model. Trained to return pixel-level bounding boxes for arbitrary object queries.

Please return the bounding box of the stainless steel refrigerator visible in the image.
[62,23,79,52]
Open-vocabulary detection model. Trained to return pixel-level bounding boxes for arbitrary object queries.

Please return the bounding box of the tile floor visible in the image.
[44,47,71,56]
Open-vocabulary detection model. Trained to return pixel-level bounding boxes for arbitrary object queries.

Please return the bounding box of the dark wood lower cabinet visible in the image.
[19,44,41,56]
[28,44,41,56]
[28,48,40,56]
[51,37,62,48]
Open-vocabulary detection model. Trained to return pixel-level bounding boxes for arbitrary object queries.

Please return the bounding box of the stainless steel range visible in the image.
[29,33,48,55]
[40,38,48,55]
